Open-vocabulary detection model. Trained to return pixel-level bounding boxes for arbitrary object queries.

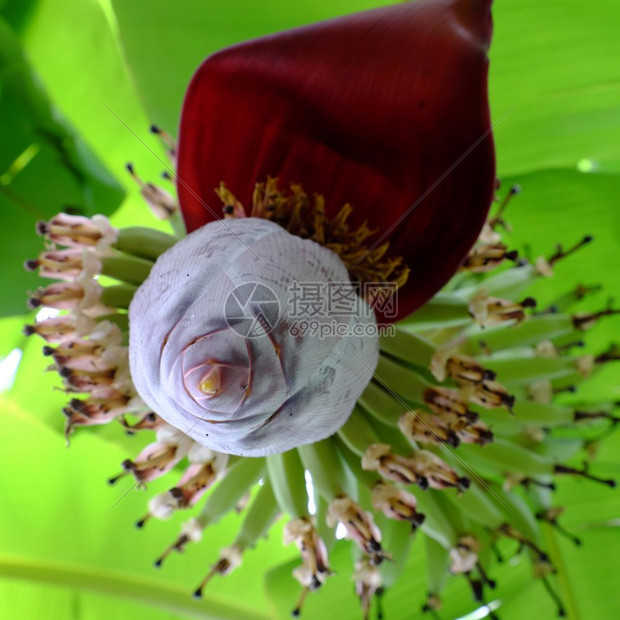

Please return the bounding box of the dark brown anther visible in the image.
[457,477,470,492]
[24,259,39,271]
[594,343,620,365]
[193,557,232,600]
[376,587,385,620]
[535,508,581,547]
[522,477,556,491]
[107,471,128,485]
[135,515,150,529]
[554,464,616,488]
[575,283,601,300]
[489,184,521,230]
[36,220,49,236]
[499,524,551,563]
[541,575,567,617]
[417,477,429,490]
[573,304,620,330]
[574,410,620,425]
[476,562,496,589]
[291,586,308,617]
[490,542,503,564]
[154,533,190,568]
[547,235,593,268]
[465,574,484,601]
[149,124,177,162]
[122,412,163,433]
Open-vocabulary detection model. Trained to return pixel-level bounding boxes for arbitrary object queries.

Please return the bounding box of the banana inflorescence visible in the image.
[24,133,619,620]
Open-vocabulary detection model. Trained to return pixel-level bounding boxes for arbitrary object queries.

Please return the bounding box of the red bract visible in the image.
[177,0,495,321]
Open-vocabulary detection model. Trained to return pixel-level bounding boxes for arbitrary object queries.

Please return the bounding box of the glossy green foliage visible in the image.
[0,1,618,618]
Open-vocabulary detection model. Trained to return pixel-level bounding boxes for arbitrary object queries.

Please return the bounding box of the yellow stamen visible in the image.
[217,178,410,294]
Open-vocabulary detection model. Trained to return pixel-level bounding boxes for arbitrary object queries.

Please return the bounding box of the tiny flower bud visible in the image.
[28,280,101,312]
[353,557,382,619]
[109,424,193,487]
[127,163,178,219]
[469,290,536,327]
[284,517,331,590]
[449,535,480,574]
[536,340,559,358]
[371,481,425,527]
[410,449,470,492]
[37,213,116,249]
[399,410,460,447]
[424,387,478,422]
[451,419,494,445]
[362,443,425,487]
[26,248,94,281]
[461,242,518,273]
[462,379,515,412]
[154,517,204,568]
[528,380,553,404]
[193,545,243,598]
[326,496,386,564]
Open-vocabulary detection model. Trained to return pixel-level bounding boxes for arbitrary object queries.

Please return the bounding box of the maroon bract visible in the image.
[177,0,495,320]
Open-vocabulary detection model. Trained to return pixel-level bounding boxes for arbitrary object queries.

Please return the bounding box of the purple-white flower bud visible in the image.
[129,218,379,456]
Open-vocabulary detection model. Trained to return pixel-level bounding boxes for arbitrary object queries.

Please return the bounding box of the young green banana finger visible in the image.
[100,254,153,286]
[438,462,504,530]
[531,437,584,463]
[337,438,382,492]
[358,381,405,428]
[337,406,381,457]
[266,450,309,519]
[198,457,266,526]
[478,353,578,385]
[457,439,554,478]
[376,516,413,588]
[456,264,537,302]
[298,438,352,501]
[379,329,436,368]
[374,355,431,404]
[397,293,471,331]
[114,226,177,261]
[459,314,575,356]
[424,533,451,600]
[416,489,458,549]
[481,400,574,429]
[484,481,541,543]
[100,284,137,309]
[235,479,280,550]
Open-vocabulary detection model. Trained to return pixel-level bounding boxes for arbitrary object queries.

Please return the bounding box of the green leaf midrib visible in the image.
[0,554,269,620]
